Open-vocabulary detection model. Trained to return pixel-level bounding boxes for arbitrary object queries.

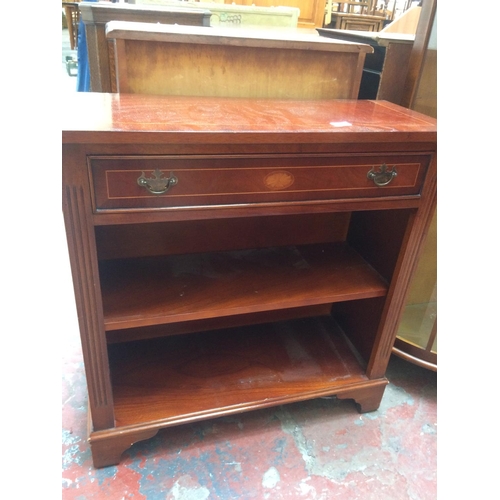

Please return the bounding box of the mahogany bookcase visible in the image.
[62,93,436,467]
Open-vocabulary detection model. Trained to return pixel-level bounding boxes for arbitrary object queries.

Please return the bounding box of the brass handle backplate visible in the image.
[367,164,397,186]
[137,169,178,195]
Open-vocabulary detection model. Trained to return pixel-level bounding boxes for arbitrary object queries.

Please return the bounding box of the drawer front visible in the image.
[89,154,429,211]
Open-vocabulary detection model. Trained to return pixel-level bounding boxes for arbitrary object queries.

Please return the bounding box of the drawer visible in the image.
[89,154,429,211]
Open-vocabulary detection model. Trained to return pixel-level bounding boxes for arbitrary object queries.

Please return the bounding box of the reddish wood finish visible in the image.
[106,304,334,344]
[94,213,352,260]
[62,95,436,468]
[62,144,115,431]
[88,423,159,469]
[89,154,428,211]
[63,94,436,145]
[107,317,384,427]
[99,243,388,331]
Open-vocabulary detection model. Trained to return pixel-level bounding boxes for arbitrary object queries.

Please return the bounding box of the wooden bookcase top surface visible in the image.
[62,94,436,145]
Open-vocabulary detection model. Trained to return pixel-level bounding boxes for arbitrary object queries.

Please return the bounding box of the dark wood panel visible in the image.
[347,209,413,282]
[316,28,414,105]
[95,212,351,260]
[106,304,334,344]
[332,297,385,365]
[377,42,413,102]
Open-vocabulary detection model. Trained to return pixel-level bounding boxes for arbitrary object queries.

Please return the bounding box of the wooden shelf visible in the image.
[99,243,388,331]
[108,316,370,427]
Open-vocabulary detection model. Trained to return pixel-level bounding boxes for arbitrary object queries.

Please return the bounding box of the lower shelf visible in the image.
[108,315,381,428]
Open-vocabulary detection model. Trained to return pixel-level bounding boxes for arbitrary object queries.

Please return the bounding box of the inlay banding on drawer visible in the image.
[89,154,430,211]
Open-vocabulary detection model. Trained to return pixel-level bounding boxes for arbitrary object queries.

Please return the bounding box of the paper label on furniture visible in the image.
[330,121,352,127]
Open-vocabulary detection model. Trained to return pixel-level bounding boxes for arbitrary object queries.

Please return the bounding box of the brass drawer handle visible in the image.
[137,169,178,195]
[367,164,397,186]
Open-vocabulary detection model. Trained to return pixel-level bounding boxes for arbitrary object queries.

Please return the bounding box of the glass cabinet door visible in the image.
[393,209,437,371]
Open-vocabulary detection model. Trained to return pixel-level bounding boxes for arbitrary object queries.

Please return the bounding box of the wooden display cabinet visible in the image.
[227,0,326,28]
[79,2,212,93]
[62,94,436,468]
[131,0,326,29]
[105,21,372,100]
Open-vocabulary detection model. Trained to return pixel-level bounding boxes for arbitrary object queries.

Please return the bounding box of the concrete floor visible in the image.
[61,27,437,499]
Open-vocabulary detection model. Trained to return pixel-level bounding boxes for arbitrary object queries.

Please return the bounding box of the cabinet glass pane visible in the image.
[395,209,437,357]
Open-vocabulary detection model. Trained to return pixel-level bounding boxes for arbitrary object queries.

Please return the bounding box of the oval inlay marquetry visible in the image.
[264,171,295,190]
